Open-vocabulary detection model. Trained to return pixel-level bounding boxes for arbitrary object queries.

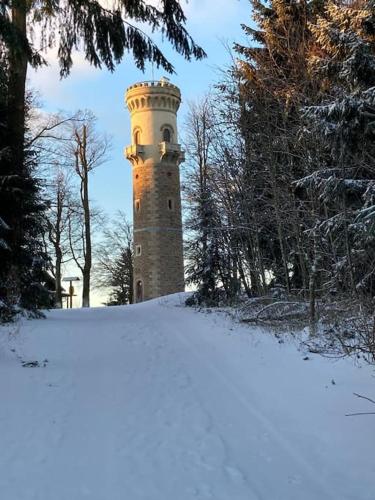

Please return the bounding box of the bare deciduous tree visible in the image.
[63,111,110,307]
[45,167,74,308]
[93,212,134,306]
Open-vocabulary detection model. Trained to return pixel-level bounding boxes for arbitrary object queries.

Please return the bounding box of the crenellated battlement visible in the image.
[125,78,181,114]
[126,79,179,92]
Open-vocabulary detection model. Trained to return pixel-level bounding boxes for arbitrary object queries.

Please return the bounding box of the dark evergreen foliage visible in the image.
[183,96,243,306]
[234,0,315,294]
[300,0,375,299]
[104,248,134,306]
[185,188,223,306]
[1,0,205,76]
[185,0,374,319]
[94,213,134,306]
[0,54,50,321]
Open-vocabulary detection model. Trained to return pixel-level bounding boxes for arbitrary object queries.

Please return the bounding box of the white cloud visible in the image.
[28,46,100,106]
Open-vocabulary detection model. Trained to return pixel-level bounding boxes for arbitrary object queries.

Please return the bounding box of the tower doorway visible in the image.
[136,280,143,302]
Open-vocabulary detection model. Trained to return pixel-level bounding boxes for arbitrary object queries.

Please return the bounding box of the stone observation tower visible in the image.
[125,79,185,302]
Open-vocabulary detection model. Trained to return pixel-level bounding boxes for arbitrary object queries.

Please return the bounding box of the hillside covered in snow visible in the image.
[0,294,374,500]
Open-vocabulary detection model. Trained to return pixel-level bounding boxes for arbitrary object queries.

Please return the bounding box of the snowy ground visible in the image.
[0,293,374,500]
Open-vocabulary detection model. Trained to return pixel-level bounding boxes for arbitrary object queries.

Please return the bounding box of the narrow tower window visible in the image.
[167,198,174,211]
[163,127,171,143]
[135,199,140,212]
[135,245,142,256]
[134,129,141,145]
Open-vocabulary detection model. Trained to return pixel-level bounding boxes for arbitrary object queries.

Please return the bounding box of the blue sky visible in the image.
[29,0,252,304]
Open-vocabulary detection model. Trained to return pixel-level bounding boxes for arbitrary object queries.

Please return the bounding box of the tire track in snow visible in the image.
[158,307,337,500]
[144,311,266,500]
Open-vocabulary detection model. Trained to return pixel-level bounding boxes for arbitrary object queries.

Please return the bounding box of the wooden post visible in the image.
[69,281,74,309]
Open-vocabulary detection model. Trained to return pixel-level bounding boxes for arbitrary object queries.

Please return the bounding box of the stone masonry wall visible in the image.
[126,81,185,301]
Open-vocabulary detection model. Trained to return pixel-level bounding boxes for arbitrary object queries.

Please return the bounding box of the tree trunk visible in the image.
[270,162,290,293]
[128,248,134,304]
[55,248,63,308]
[237,253,252,298]
[339,138,357,297]
[254,231,267,294]
[295,222,308,297]
[54,188,63,309]
[6,1,28,300]
[245,241,262,296]
[81,126,91,308]
[8,1,27,171]
[81,191,91,307]
[309,223,319,335]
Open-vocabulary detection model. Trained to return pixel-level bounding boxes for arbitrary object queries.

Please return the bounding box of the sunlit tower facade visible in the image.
[125,79,185,302]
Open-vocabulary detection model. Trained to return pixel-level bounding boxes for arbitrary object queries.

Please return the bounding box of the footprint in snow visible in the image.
[21,359,48,368]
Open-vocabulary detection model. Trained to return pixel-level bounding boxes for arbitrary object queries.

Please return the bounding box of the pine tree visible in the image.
[301,0,375,300]
[104,249,134,306]
[94,213,133,306]
[0,49,13,319]
[0,83,50,320]
[234,0,316,294]
[183,98,233,306]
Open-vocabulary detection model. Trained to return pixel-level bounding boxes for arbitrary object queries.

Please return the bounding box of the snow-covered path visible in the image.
[0,294,374,500]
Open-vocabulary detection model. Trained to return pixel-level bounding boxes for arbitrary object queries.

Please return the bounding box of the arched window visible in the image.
[134,129,141,145]
[163,127,171,143]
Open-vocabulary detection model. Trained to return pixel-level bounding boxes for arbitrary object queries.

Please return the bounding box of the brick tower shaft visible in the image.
[125,79,185,302]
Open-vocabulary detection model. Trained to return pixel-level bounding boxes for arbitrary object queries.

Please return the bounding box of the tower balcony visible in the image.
[159,142,185,164]
[125,144,145,164]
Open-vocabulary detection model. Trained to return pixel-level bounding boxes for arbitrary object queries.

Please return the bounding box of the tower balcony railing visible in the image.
[159,141,185,163]
[125,144,145,163]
